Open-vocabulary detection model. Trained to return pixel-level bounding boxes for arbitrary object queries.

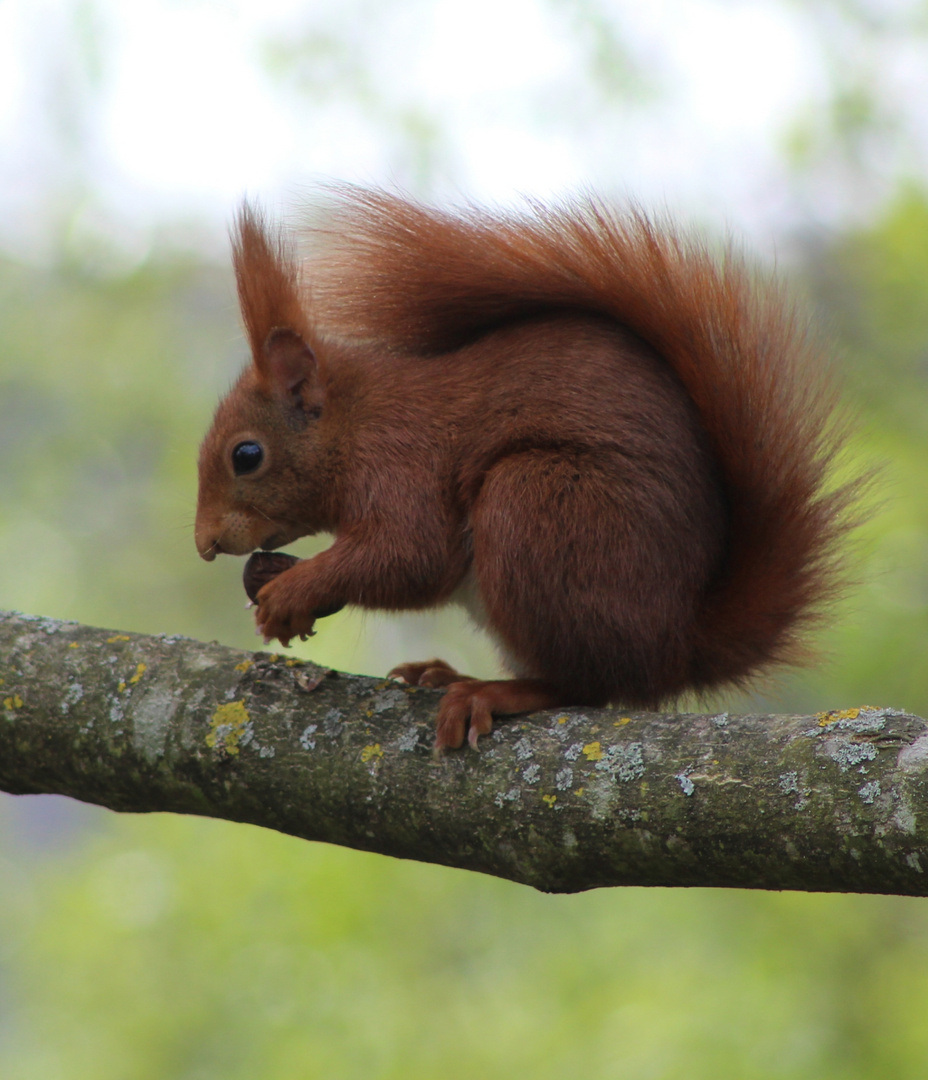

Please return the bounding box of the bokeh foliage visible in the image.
[5,815,928,1080]
[2,166,928,1080]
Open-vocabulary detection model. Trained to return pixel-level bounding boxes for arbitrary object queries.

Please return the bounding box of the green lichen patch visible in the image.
[206,700,251,756]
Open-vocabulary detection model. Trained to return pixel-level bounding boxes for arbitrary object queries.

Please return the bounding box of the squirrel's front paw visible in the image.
[254,576,319,647]
[254,604,316,648]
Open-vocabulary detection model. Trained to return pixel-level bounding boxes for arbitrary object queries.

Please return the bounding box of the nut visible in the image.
[243,551,300,603]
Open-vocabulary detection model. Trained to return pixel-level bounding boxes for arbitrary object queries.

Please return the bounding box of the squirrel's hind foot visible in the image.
[435,678,566,751]
[388,658,467,688]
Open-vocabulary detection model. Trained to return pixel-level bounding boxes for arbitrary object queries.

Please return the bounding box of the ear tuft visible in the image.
[233,203,312,370]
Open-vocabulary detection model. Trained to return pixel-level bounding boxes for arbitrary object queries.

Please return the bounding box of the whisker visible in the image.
[247,503,277,524]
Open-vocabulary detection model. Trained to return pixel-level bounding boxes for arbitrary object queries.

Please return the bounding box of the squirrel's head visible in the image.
[195,205,331,562]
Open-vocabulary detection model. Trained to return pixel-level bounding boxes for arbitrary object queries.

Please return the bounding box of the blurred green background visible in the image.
[2,1,928,1076]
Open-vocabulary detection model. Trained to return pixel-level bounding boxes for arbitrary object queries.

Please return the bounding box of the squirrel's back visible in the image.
[289,188,862,699]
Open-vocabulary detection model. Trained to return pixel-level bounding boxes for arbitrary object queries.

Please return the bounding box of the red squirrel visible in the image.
[195,187,861,750]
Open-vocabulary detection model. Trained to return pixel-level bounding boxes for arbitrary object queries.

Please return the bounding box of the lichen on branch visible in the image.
[1,609,926,895]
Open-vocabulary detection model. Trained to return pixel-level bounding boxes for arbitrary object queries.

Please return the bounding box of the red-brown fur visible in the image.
[195,189,862,749]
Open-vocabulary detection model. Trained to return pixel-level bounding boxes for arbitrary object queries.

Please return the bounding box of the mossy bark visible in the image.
[1,609,926,894]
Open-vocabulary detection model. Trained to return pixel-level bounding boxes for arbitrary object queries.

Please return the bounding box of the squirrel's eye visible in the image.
[231,441,264,476]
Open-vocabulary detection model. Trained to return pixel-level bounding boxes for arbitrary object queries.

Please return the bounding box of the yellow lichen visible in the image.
[285,659,300,667]
[68,642,79,649]
[614,717,631,726]
[556,715,569,724]
[576,787,584,796]
[582,741,603,761]
[117,682,127,693]
[542,794,557,807]
[206,700,251,755]
[817,707,870,727]
[360,744,383,764]
[234,660,253,674]
[3,694,23,710]
[268,653,280,663]
[129,663,147,685]
[106,635,130,644]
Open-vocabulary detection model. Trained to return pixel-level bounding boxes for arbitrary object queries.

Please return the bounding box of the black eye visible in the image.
[231,441,264,476]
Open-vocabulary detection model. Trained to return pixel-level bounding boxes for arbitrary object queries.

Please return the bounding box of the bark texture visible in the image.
[1,609,926,895]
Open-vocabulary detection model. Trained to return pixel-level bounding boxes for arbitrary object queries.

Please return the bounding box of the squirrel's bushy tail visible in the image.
[301,187,863,696]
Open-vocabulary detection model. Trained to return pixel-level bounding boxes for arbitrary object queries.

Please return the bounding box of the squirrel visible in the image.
[195,187,862,750]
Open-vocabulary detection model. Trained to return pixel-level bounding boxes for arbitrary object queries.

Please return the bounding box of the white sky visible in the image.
[0,0,905,258]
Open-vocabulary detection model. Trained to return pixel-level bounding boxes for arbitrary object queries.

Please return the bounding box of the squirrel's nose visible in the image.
[196,539,219,562]
[195,510,266,558]
[195,521,220,561]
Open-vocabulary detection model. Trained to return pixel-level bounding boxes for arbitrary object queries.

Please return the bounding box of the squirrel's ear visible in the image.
[260,327,322,410]
[233,202,312,362]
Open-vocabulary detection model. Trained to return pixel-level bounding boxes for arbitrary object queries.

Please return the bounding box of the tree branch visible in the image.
[1,609,926,895]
